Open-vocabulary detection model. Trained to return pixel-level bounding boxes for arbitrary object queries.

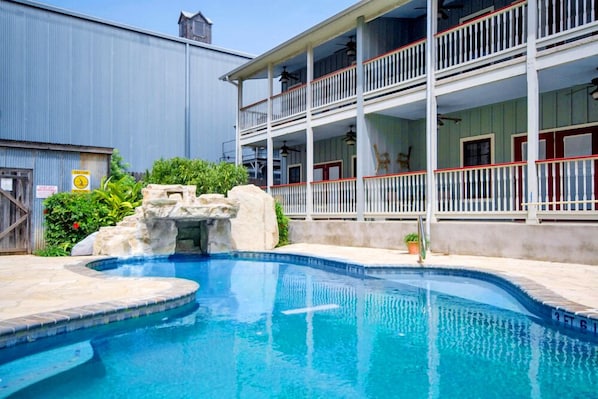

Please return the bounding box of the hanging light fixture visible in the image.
[591,78,598,100]
[344,125,356,146]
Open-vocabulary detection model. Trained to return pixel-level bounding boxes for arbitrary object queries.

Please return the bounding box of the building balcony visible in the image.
[238,0,597,135]
[270,155,598,221]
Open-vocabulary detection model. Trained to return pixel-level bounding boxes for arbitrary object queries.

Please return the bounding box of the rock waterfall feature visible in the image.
[92,184,278,257]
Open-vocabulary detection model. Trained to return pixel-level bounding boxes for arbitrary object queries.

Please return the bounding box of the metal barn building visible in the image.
[0,0,254,252]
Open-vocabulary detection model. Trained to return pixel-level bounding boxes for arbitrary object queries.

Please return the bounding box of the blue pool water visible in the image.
[1,255,597,398]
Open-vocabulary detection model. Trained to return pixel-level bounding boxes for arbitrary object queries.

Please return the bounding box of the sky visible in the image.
[38,0,359,55]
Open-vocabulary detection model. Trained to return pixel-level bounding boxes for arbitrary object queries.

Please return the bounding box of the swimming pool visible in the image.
[1,254,596,398]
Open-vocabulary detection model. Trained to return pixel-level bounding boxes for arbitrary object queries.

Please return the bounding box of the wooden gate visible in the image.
[0,169,32,254]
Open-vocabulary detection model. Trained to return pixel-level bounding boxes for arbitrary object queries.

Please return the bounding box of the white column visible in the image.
[356,16,366,221]
[526,0,540,224]
[267,64,274,192]
[235,79,243,166]
[425,0,439,233]
[306,45,314,219]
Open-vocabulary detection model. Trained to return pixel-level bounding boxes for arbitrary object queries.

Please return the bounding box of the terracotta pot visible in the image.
[407,241,419,255]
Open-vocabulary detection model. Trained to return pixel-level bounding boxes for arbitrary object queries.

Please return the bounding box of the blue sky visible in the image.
[39,0,358,55]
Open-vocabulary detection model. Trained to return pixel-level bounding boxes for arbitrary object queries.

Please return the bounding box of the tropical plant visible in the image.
[275,201,290,247]
[93,175,144,226]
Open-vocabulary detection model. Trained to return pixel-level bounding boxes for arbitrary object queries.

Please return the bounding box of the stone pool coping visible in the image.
[0,256,198,349]
[1,246,597,348]
[271,244,598,337]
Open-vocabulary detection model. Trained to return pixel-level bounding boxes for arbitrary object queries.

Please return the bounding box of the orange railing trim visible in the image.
[363,38,427,65]
[435,0,526,37]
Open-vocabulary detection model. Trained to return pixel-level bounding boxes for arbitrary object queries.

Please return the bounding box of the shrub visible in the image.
[94,175,143,226]
[144,157,248,195]
[42,192,108,253]
[275,201,290,247]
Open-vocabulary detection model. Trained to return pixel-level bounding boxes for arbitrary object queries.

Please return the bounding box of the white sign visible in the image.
[36,185,58,199]
[71,170,91,192]
[0,178,12,191]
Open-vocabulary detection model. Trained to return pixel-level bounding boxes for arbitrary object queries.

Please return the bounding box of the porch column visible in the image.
[425,0,439,231]
[235,79,243,167]
[356,16,366,221]
[306,45,314,220]
[526,0,540,224]
[267,64,274,191]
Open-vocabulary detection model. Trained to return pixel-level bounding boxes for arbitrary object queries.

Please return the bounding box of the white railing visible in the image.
[271,84,307,122]
[364,39,427,93]
[270,183,307,216]
[312,178,356,216]
[436,1,527,71]
[364,171,427,216]
[536,155,597,212]
[311,66,357,109]
[435,162,528,216]
[239,99,268,132]
[538,0,598,39]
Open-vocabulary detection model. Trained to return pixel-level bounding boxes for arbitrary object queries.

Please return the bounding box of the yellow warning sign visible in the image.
[72,170,91,192]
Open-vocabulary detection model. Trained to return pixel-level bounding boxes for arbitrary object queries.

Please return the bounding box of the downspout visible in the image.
[222,75,241,166]
[425,0,439,236]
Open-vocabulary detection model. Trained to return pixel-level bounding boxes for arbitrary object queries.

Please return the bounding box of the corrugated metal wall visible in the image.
[0,145,108,250]
[0,0,254,172]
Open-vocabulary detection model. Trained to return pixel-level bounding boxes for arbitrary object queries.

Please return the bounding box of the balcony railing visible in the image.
[270,183,307,216]
[536,155,598,214]
[270,157,597,221]
[272,84,307,123]
[239,99,267,132]
[311,66,356,109]
[238,0,597,133]
[435,162,528,217]
[538,0,598,39]
[436,1,527,72]
[364,39,427,94]
[312,178,357,216]
[364,171,427,216]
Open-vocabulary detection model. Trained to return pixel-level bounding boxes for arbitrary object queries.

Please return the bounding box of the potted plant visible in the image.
[403,232,420,255]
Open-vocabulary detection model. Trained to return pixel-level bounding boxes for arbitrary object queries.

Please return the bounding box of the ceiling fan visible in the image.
[437,114,462,126]
[417,0,464,20]
[335,36,356,58]
[279,66,299,84]
[280,141,300,157]
[568,68,598,100]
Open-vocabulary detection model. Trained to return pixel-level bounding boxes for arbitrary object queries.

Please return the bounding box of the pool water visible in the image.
[2,256,597,398]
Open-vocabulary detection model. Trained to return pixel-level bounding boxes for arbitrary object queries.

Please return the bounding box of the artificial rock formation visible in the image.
[92,184,278,257]
[229,184,279,251]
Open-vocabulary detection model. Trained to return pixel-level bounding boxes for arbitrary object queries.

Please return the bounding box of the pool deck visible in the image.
[1,245,597,347]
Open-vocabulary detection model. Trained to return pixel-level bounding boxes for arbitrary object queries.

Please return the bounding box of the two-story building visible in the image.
[222,0,598,263]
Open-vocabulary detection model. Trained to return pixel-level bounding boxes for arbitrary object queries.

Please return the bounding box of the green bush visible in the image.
[144,157,248,195]
[275,201,290,247]
[42,192,108,253]
[94,175,143,226]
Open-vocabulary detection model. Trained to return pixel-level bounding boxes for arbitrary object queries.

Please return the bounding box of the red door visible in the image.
[514,127,598,210]
[513,133,554,210]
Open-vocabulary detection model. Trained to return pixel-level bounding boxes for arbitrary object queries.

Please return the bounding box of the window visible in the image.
[288,165,301,184]
[461,135,494,199]
[463,137,491,167]
[193,20,206,37]
[313,161,341,182]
